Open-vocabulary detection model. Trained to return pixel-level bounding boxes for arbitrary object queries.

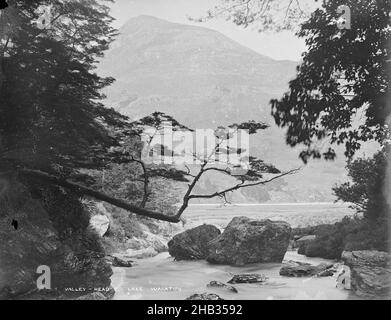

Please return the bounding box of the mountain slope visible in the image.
[98,15,349,203]
[99,15,297,126]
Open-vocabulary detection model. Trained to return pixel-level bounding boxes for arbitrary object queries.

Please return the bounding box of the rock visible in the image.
[207,281,238,293]
[279,261,334,277]
[112,256,133,267]
[168,224,221,260]
[296,235,316,254]
[292,224,343,259]
[186,293,224,300]
[146,233,168,253]
[126,247,158,259]
[89,214,110,237]
[0,177,113,300]
[207,217,291,266]
[297,235,317,243]
[227,274,267,284]
[317,269,335,277]
[126,234,168,254]
[342,250,391,298]
[127,232,168,253]
[76,292,108,300]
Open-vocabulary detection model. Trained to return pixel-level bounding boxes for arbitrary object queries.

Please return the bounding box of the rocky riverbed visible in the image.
[111,251,356,300]
[108,204,362,300]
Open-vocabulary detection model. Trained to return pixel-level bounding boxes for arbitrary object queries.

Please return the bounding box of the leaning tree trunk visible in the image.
[19,169,181,223]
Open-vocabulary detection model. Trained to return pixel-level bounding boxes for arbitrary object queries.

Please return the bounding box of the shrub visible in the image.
[303,216,389,259]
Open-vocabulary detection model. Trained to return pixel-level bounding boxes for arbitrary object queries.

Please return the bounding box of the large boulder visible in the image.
[168,224,221,260]
[207,217,291,266]
[342,250,391,298]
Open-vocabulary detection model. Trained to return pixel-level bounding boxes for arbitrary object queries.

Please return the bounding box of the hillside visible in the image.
[98,15,350,203]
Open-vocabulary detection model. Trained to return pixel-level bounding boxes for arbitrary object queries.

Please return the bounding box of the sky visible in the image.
[107,0,307,61]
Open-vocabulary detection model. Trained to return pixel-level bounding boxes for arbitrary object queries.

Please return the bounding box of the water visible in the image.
[182,202,355,229]
[111,203,358,300]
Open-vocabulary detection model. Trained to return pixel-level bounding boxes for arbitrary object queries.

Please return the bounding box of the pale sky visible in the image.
[108,0,307,61]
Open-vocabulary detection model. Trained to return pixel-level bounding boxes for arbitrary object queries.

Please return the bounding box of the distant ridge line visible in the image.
[184,202,350,206]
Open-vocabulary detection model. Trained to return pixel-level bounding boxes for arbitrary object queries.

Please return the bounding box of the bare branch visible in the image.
[189,168,300,199]
[19,169,180,223]
[183,164,196,177]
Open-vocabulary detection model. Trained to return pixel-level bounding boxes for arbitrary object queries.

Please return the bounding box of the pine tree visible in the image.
[0,0,127,174]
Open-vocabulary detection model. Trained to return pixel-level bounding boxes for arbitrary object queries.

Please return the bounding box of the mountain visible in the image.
[98,15,351,203]
[99,15,297,127]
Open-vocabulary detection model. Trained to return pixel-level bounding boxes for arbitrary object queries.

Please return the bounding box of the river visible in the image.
[111,203,359,300]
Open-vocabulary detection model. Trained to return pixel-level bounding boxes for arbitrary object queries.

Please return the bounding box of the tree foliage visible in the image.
[0,0,129,175]
[106,113,298,219]
[270,0,390,162]
[193,0,312,32]
[333,146,390,221]
[174,121,299,217]
[1,2,298,222]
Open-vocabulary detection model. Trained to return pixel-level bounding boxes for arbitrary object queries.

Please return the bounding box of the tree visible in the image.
[93,113,190,210]
[1,2,298,223]
[164,120,300,218]
[192,0,312,32]
[0,0,129,174]
[19,115,299,223]
[205,0,390,162]
[0,1,167,221]
[128,112,191,207]
[270,0,390,162]
[89,114,300,221]
[205,0,390,250]
[333,146,390,221]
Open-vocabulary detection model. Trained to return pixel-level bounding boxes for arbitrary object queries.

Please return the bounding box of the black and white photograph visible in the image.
[0,0,390,306]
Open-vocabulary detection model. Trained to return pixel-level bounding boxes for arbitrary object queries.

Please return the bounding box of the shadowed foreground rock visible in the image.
[207,217,291,266]
[168,224,221,260]
[186,293,224,300]
[342,250,391,298]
